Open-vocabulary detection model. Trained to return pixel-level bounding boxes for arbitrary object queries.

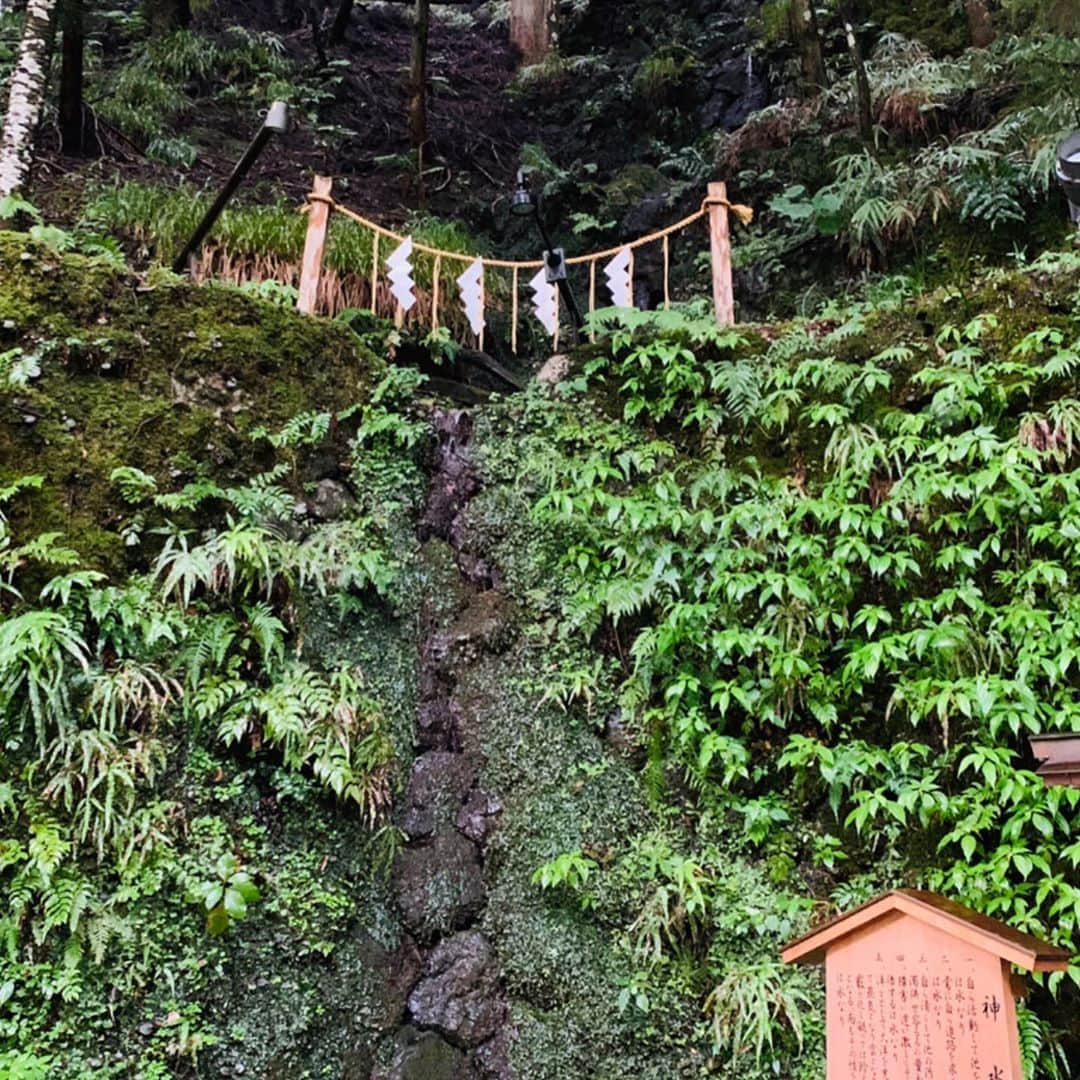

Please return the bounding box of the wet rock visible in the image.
[394,828,486,941]
[536,354,570,387]
[475,1026,515,1080]
[169,371,253,417]
[603,710,638,757]
[310,478,356,521]
[456,789,502,846]
[401,752,477,840]
[428,592,518,670]
[454,549,498,590]
[420,408,480,541]
[407,931,504,1049]
[416,696,463,751]
[341,1046,374,1079]
[701,52,769,131]
[372,1026,474,1080]
[348,932,424,1033]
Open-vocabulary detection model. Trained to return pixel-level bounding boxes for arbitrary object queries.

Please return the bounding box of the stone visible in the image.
[372,1027,473,1080]
[475,1026,515,1080]
[401,752,477,840]
[310,478,356,521]
[407,931,504,1049]
[416,698,461,752]
[427,592,518,671]
[456,789,502,845]
[536,354,569,387]
[394,828,486,941]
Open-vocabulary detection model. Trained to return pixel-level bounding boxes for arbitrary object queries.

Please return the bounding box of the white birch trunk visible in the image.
[0,0,59,197]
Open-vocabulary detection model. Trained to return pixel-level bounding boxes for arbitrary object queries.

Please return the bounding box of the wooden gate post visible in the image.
[708,181,735,328]
[298,175,333,315]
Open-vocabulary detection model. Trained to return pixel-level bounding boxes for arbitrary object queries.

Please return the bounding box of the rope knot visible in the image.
[702,196,754,227]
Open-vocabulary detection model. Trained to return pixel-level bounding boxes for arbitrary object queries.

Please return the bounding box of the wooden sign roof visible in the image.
[1030,733,1080,788]
[782,889,1071,972]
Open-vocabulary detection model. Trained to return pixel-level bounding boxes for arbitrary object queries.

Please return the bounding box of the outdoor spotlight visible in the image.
[1056,133,1080,224]
[511,170,536,217]
[172,101,291,273]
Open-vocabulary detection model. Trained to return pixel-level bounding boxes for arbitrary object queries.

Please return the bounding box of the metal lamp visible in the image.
[510,170,583,338]
[172,101,292,273]
[1056,133,1080,224]
[511,171,536,218]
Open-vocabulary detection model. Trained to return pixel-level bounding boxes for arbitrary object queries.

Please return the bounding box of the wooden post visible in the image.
[510,0,552,65]
[708,181,735,328]
[298,175,332,316]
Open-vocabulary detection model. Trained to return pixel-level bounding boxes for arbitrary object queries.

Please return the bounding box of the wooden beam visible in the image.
[708,181,734,328]
[297,175,332,316]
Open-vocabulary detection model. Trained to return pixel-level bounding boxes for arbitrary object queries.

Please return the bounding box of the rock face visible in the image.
[394,827,487,941]
[372,1027,474,1080]
[401,752,477,841]
[385,406,513,1075]
[310,478,356,521]
[407,931,505,1049]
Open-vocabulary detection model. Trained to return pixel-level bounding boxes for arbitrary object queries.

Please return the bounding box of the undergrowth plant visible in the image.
[0,371,426,1054]
[518,262,1080,1074]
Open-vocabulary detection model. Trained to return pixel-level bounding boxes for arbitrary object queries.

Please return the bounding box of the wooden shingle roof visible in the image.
[782,889,1071,972]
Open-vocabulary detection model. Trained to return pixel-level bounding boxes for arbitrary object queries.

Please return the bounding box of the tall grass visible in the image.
[83,183,507,327]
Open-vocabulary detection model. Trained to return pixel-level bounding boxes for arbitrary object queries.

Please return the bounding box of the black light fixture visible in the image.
[1056,133,1080,224]
[511,169,584,340]
[511,171,535,218]
[172,101,291,273]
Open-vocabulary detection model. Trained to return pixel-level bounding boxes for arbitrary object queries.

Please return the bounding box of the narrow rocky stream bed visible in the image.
[375,408,512,1079]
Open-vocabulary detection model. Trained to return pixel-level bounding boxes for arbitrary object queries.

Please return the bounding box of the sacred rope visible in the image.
[303,190,753,352]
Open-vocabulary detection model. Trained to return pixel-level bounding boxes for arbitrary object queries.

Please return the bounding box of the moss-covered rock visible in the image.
[0,230,382,574]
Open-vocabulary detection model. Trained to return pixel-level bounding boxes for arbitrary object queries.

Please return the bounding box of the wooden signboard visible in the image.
[782,890,1070,1080]
[1029,733,1080,788]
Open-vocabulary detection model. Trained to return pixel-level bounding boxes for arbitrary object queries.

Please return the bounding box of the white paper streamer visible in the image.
[457,258,486,338]
[529,267,558,336]
[603,246,632,308]
[386,236,417,312]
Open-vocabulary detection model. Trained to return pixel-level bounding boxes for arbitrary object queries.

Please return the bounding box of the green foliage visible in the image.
[532,849,600,908]
[83,182,485,286]
[510,259,1080,1072]
[184,853,261,936]
[703,961,813,1068]
[0,360,422,1059]
[727,28,1080,285]
[95,28,293,148]
[0,1051,52,1080]
[632,46,699,106]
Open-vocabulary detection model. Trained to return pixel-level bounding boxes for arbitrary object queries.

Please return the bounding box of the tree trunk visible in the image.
[59,0,85,156]
[842,4,873,147]
[510,0,552,66]
[329,0,353,43]
[0,0,59,198]
[142,0,190,36]
[790,0,828,94]
[965,0,995,47]
[407,0,430,152]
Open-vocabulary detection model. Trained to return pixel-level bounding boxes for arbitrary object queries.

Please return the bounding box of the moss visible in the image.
[603,164,672,211]
[872,0,969,53]
[0,230,383,576]
[632,45,699,107]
